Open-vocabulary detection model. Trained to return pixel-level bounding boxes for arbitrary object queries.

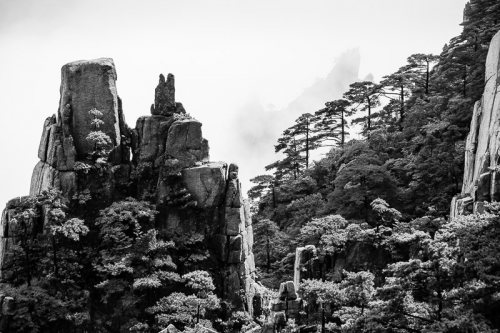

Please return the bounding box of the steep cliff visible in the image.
[451,30,500,218]
[0,58,258,314]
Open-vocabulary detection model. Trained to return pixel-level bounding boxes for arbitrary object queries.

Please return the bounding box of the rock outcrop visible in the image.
[0,58,258,314]
[451,30,500,218]
[28,58,129,199]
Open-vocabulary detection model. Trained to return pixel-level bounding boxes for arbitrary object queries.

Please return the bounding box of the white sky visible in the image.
[0,0,467,208]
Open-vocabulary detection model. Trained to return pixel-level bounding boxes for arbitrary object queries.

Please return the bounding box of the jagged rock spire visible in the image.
[152,73,176,116]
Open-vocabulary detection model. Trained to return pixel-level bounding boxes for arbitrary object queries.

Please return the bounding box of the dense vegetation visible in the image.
[0,112,250,332]
[1,1,500,332]
[250,0,500,331]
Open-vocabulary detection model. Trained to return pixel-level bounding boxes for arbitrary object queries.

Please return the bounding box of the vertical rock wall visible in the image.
[451,30,500,218]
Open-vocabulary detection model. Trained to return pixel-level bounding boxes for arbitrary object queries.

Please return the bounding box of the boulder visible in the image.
[182,162,226,208]
[165,119,208,166]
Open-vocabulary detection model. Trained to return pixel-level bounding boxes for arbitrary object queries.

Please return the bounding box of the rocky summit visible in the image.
[0,58,259,314]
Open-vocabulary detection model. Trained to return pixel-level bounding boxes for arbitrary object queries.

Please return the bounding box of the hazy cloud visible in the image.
[230,49,361,191]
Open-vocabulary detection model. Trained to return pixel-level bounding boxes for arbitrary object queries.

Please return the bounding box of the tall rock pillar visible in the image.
[451,30,500,218]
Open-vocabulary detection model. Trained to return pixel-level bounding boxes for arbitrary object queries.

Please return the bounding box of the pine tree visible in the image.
[314,99,352,147]
[379,68,416,123]
[343,81,381,136]
[406,53,439,95]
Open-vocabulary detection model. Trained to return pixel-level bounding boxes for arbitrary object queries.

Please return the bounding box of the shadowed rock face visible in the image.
[0,58,258,314]
[451,30,500,218]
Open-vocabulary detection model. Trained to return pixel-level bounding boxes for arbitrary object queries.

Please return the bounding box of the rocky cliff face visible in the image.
[0,58,258,313]
[451,30,500,218]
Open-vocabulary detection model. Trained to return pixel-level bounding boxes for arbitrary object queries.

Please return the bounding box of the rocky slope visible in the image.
[0,58,259,314]
[451,30,500,218]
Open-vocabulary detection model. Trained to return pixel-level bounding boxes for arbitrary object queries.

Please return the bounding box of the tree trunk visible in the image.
[341,109,345,146]
[400,85,405,124]
[305,118,309,169]
[367,96,372,135]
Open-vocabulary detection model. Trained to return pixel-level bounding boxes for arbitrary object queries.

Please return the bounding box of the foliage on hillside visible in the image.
[250,0,500,331]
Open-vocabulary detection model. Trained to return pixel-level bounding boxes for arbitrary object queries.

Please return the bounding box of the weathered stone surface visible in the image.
[457,30,500,215]
[273,312,286,326]
[224,266,242,301]
[213,234,228,260]
[246,252,256,276]
[225,164,242,208]
[30,161,57,196]
[135,115,174,165]
[287,299,302,315]
[45,124,76,171]
[243,199,252,227]
[38,115,56,161]
[58,58,122,158]
[152,74,176,116]
[450,195,474,219]
[271,300,286,312]
[29,161,77,197]
[165,119,207,166]
[278,281,297,301]
[225,207,245,236]
[182,162,226,208]
[228,235,243,264]
[246,225,254,253]
[294,245,317,288]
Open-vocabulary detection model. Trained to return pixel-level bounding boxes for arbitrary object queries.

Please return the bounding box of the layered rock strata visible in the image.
[451,30,500,218]
[0,58,258,313]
